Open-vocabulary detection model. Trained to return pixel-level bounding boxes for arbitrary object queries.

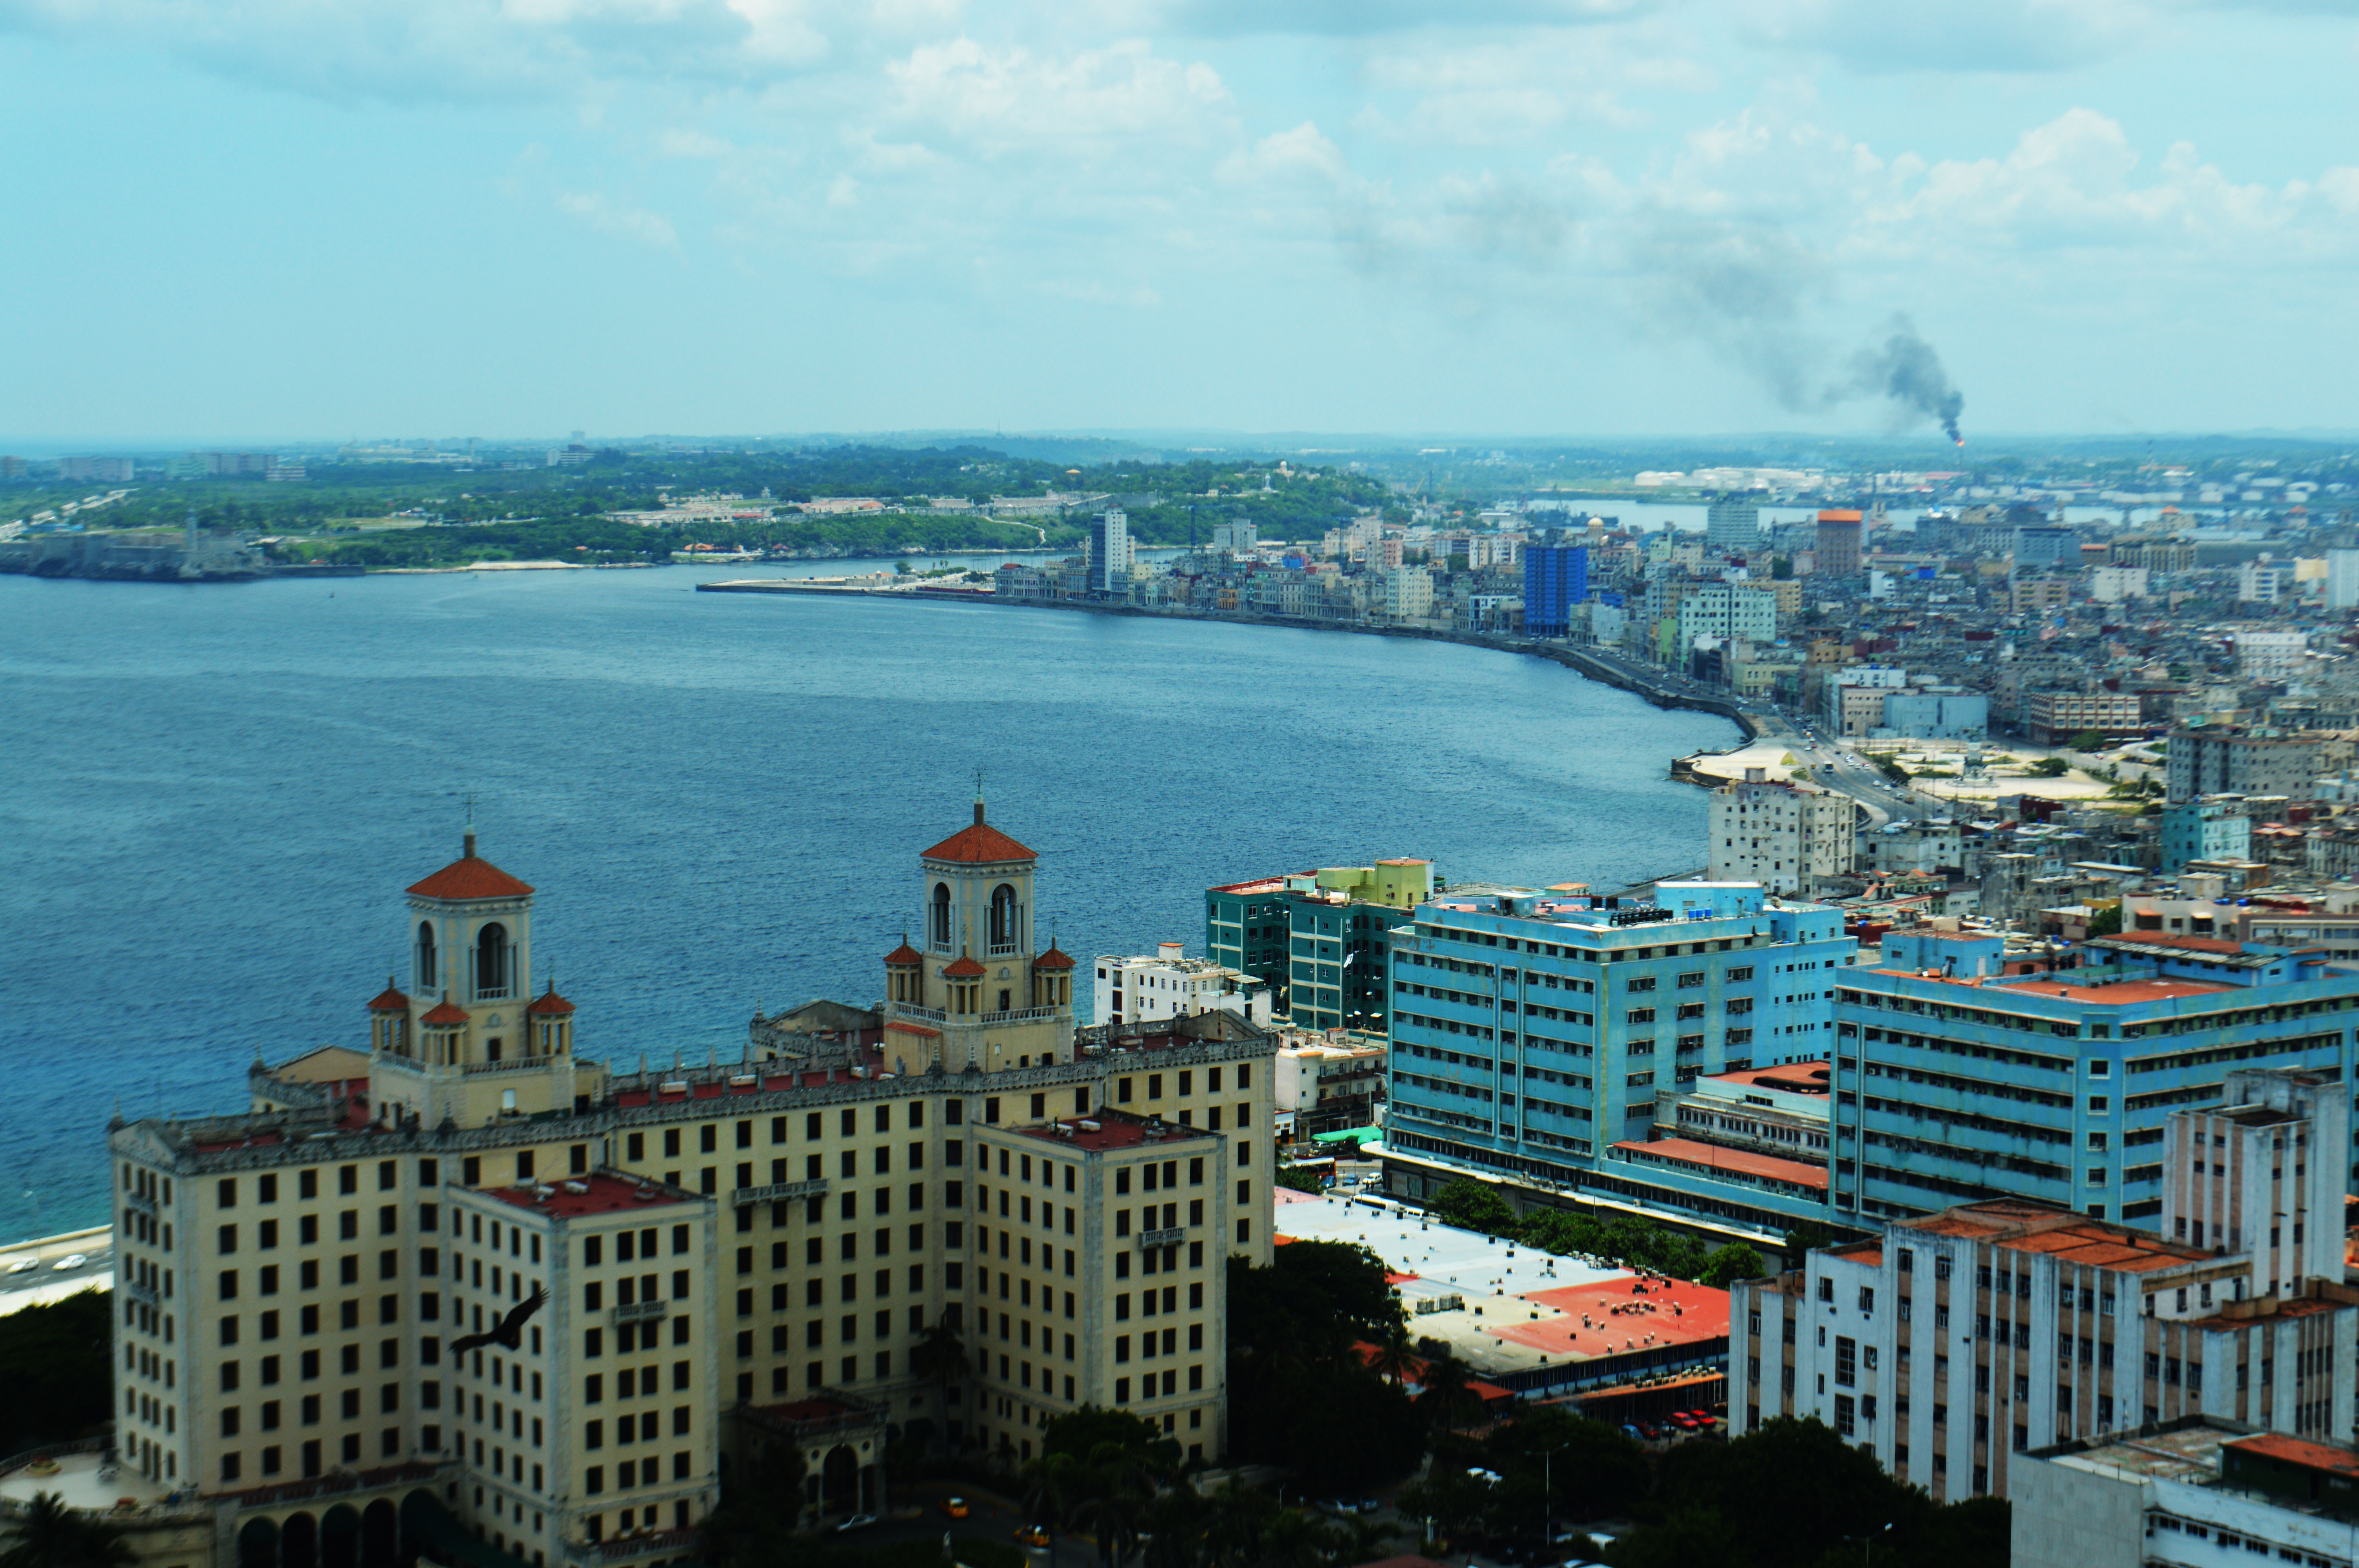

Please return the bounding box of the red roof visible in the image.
[943,953,987,978]
[526,985,576,1016]
[883,942,924,965]
[1032,945,1075,971]
[367,981,410,1012]
[407,854,534,902]
[1611,1137,1829,1191]
[485,1173,687,1219]
[421,998,470,1025]
[920,816,1037,864]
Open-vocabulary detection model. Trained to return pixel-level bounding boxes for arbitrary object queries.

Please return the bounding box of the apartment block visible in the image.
[1094,944,1273,1029]
[1381,882,1853,1236]
[2023,690,2145,746]
[101,808,1278,1568]
[1205,862,1429,1034]
[1708,773,1857,895]
[2168,728,2324,804]
[1830,929,2359,1226]
[1733,1068,2358,1502]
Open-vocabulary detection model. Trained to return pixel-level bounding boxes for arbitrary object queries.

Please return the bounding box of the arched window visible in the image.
[929,884,952,951]
[416,922,437,992]
[988,884,1018,953]
[477,922,509,999]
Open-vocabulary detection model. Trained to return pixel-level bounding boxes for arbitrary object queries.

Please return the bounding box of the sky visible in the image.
[5,0,2359,444]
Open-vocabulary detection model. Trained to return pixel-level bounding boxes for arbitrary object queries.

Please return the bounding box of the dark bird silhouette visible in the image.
[450,1285,548,1356]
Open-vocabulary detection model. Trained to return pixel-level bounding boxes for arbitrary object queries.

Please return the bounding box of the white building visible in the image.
[1381,566,1434,621]
[2326,549,2359,612]
[2014,1418,2359,1568]
[2086,566,2149,604]
[1731,1068,2359,1503]
[2235,630,2308,681]
[1707,495,1760,555]
[1094,943,1274,1030]
[1708,771,1857,895]
[2238,561,2295,605]
[1210,519,1256,554]
[1088,508,1133,594]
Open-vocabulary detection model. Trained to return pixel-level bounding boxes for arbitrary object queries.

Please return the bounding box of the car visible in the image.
[1354,1498,1383,1515]
[1012,1525,1050,1547]
[940,1498,970,1519]
[834,1514,878,1533]
[53,1254,88,1272]
[5,1258,35,1275]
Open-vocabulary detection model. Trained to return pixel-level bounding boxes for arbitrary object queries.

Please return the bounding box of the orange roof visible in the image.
[408,854,534,901]
[2228,1431,2359,1479]
[883,942,924,965]
[421,998,470,1025]
[1033,945,1076,971]
[921,817,1038,864]
[367,980,409,1012]
[1612,1137,1828,1191]
[943,953,987,978]
[526,985,575,1016]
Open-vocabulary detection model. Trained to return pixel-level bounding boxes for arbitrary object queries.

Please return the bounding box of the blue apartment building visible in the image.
[1832,929,2359,1226]
[1523,545,1589,638]
[1382,881,1854,1234]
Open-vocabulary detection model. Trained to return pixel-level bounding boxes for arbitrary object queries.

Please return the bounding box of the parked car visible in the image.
[1012,1525,1049,1547]
[53,1254,88,1272]
[5,1258,36,1275]
[834,1514,878,1533]
[940,1498,970,1519]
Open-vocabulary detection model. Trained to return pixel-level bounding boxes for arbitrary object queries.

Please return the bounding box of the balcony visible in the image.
[594,1529,699,1561]
[126,1191,157,1217]
[980,1005,1059,1025]
[731,1179,828,1207]
[123,1279,159,1307]
[891,1004,949,1024]
[462,1054,565,1076]
[613,1299,669,1325]
[1137,1227,1186,1249]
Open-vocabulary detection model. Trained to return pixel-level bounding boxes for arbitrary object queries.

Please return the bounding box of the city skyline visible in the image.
[4,3,2356,440]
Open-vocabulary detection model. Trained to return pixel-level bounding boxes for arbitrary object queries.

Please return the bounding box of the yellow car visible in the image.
[939,1498,970,1520]
[1012,1526,1050,1548]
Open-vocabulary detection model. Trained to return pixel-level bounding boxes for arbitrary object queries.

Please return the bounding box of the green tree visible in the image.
[1483,1405,1646,1525]
[1783,1221,1834,1258]
[2025,757,2072,777]
[0,1494,136,1568]
[2067,730,2110,752]
[1275,1165,1325,1196]
[2087,904,2125,937]
[0,1290,114,1454]
[1697,1242,1766,1289]
[910,1318,971,1438]
[1430,1179,1517,1236]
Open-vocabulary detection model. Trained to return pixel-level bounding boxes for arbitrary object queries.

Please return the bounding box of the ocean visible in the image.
[0,564,1736,1241]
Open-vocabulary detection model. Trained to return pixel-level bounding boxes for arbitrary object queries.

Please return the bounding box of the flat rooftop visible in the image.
[0,1448,167,1511]
[1902,1200,2212,1274]
[2050,1421,2239,1483]
[1698,1061,1830,1095]
[1867,966,2234,1005]
[482,1172,692,1219]
[1018,1113,1217,1152]
[1611,1138,1829,1191]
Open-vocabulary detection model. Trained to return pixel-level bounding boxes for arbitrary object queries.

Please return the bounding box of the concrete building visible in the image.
[2327,548,2359,612]
[96,808,1279,1568]
[59,455,136,482]
[2024,690,2145,747]
[2238,562,2297,605]
[1203,878,1293,1015]
[2159,797,2253,873]
[2014,1418,2359,1568]
[1273,1033,1388,1139]
[2237,632,2309,681]
[2014,524,2078,569]
[1734,1068,2359,1502]
[1708,773,1857,895]
[1204,862,1430,1033]
[1824,666,1908,738]
[2168,728,2324,804]
[2085,566,2149,604]
[1208,520,1255,555]
[1829,929,2359,1227]
[1654,1060,1830,1164]
[1675,583,1778,651]
[1522,545,1588,638]
[1381,567,1434,621]
[1094,944,1274,1030]
[1706,496,1760,555]
[1382,882,1854,1238]
[1087,509,1132,595]
[1816,511,1863,576]
[2013,574,2075,616]
[1874,689,1988,742]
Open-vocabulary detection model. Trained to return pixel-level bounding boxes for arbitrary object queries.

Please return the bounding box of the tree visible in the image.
[2087,903,2125,937]
[1783,1221,1833,1258]
[910,1318,971,1439]
[0,1494,136,1568]
[2025,757,2072,777]
[1416,1350,1484,1435]
[1696,1242,1765,1289]
[1430,1179,1517,1236]
[1275,1165,1325,1196]
[1368,1321,1416,1387]
[2067,730,2109,752]
[1483,1406,1646,1526]
[0,1291,114,1454]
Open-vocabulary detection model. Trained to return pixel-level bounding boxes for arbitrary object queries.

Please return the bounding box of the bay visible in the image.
[0,565,1734,1241]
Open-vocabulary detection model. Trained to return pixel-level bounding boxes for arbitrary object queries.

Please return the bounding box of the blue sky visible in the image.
[4,0,2357,443]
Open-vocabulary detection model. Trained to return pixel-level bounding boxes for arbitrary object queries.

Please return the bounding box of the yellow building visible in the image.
[100,805,1278,1568]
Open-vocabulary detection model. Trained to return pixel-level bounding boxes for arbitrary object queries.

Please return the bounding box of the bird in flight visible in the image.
[450,1285,549,1356]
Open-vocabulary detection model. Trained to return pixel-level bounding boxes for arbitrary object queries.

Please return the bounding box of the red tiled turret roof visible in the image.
[1032,945,1076,971]
[922,802,1037,864]
[884,942,924,965]
[526,984,576,1016]
[367,979,410,1012]
[408,851,534,902]
[421,998,470,1026]
[943,953,987,978]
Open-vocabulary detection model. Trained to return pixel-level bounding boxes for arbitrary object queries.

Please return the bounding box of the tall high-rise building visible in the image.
[1087,509,1132,595]
[1734,1067,2359,1503]
[101,807,1277,1567]
[1705,495,1759,555]
[1521,544,1588,638]
[1707,773,1856,895]
[1815,510,1863,576]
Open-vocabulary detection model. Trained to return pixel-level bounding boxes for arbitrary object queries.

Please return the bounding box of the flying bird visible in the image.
[450,1284,549,1356]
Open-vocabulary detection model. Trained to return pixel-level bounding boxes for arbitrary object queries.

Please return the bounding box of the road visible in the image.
[0,1229,114,1317]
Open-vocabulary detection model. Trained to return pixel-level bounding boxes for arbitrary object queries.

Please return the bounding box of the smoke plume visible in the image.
[1841,314,1965,443]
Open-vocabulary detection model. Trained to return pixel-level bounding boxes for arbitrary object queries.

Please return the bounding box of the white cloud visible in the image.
[887,36,1228,151]
[1216,121,1347,185]
[557,191,681,246]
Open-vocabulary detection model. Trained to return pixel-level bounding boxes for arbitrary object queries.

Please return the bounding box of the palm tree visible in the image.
[1369,1322,1416,1387]
[0,1493,135,1568]
[1020,1451,1089,1568]
[1416,1352,1481,1436]
[908,1317,970,1442]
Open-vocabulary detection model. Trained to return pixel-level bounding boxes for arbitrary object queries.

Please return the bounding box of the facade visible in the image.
[1733,1068,2359,1503]
[2159,797,2253,873]
[2328,548,2359,612]
[1674,583,1777,650]
[1272,1034,1388,1139]
[1204,862,1431,1031]
[2014,1419,2359,1568]
[2023,690,2144,746]
[2013,574,2075,616]
[1829,929,2359,1227]
[1655,1061,1830,1163]
[1707,774,1857,895]
[100,809,1278,1568]
[2168,728,2324,803]
[1816,511,1863,576]
[1381,567,1433,621]
[1874,690,1988,742]
[1706,495,1759,555]
[1087,510,1132,595]
[2236,631,2308,681]
[1521,545,1588,639]
[1822,666,1907,736]
[1203,878,1292,1014]
[1381,882,1853,1237]
[1093,945,1273,1030]
[60,454,136,482]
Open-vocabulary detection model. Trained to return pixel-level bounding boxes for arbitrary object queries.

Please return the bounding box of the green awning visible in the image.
[1313,1126,1383,1144]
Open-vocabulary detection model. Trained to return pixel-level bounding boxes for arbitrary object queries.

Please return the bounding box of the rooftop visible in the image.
[481,1172,692,1220]
[1696,1060,1830,1096]
[2226,1431,2359,1481]
[1610,1137,1828,1191]
[920,808,1037,865]
[1017,1111,1217,1152]
[1899,1199,2213,1274]
[407,850,534,902]
[2043,1418,2245,1483]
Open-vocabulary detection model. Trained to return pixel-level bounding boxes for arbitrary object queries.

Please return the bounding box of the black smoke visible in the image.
[1843,314,1965,443]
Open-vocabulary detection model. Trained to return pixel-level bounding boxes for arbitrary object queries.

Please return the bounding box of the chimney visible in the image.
[464,829,476,860]
[1158,942,1184,961]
